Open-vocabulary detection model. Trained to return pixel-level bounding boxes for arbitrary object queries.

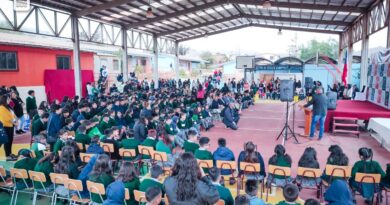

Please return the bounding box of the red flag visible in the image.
[342,50,348,86]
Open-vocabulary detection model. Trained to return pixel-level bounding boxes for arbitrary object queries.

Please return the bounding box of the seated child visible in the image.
[213,138,235,175]
[117,162,140,205]
[102,127,121,159]
[75,125,91,150]
[14,149,37,189]
[145,186,163,205]
[276,183,300,205]
[208,167,234,205]
[142,129,158,149]
[296,147,321,188]
[322,145,349,183]
[140,165,164,194]
[200,105,214,131]
[235,195,250,205]
[324,180,354,205]
[88,154,115,203]
[183,130,200,154]
[53,129,70,155]
[33,153,54,191]
[102,180,125,205]
[86,135,104,154]
[245,179,266,205]
[121,130,140,160]
[267,144,293,187]
[194,137,213,173]
[31,134,47,159]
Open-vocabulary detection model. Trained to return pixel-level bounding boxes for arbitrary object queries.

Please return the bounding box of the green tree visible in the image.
[299,38,338,60]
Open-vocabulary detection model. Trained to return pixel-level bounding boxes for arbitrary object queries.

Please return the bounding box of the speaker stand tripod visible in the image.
[276,102,299,145]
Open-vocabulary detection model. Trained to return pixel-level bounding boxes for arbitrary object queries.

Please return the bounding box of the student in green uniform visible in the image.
[142,129,158,149]
[164,117,184,147]
[145,186,163,205]
[183,129,199,154]
[32,108,44,122]
[54,146,80,179]
[121,130,140,160]
[88,154,115,204]
[322,145,349,184]
[349,147,385,202]
[140,165,164,194]
[75,125,91,150]
[52,129,69,155]
[99,114,112,133]
[26,90,38,119]
[266,144,293,187]
[30,134,47,160]
[194,137,213,173]
[156,134,179,167]
[276,184,300,205]
[117,162,140,205]
[33,153,54,191]
[14,149,38,189]
[108,110,117,127]
[31,112,49,136]
[208,167,234,205]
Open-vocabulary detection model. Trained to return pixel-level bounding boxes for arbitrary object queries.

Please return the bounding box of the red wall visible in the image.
[0,45,94,86]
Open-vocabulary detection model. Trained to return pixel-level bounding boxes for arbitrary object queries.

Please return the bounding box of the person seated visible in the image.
[296,147,321,188]
[14,149,37,189]
[117,162,140,205]
[208,167,234,205]
[324,180,354,205]
[53,129,70,155]
[142,129,158,149]
[33,153,54,191]
[235,195,250,205]
[133,117,148,143]
[245,179,266,205]
[102,127,122,159]
[88,154,115,204]
[99,114,113,133]
[145,186,163,205]
[222,102,239,130]
[75,125,91,150]
[194,137,213,173]
[102,180,125,205]
[276,183,300,205]
[213,138,235,175]
[183,130,199,154]
[322,145,349,183]
[31,134,47,159]
[349,147,385,204]
[382,164,390,189]
[31,112,49,136]
[140,165,164,195]
[304,199,321,205]
[177,113,192,139]
[54,146,80,198]
[238,141,266,180]
[86,135,104,155]
[164,117,183,147]
[121,130,140,160]
[266,144,293,187]
[156,134,181,167]
[200,105,214,131]
[163,153,219,204]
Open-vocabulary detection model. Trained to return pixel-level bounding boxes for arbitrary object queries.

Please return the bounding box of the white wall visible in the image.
[17,86,47,111]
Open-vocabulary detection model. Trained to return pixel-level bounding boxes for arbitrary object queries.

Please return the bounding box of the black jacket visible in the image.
[11,98,24,118]
[133,120,147,142]
[163,176,220,205]
[304,93,328,116]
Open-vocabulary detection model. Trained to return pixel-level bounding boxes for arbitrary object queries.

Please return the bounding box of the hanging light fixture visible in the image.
[146,0,154,18]
[262,1,272,9]
[277,28,282,35]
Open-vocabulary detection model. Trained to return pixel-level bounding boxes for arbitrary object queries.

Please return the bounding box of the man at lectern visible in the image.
[303,86,328,140]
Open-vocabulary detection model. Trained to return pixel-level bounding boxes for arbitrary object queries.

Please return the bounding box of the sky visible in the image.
[181,26,388,56]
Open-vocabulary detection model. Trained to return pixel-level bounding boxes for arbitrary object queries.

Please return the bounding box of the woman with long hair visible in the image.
[0,95,17,160]
[266,144,293,187]
[33,153,54,190]
[156,134,180,167]
[322,145,349,183]
[117,162,140,205]
[53,146,80,197]
[88,154,115,204]
[237,141,266,180]
[163,152,219,204]
[296,147,321,189]
[349,147,385,203]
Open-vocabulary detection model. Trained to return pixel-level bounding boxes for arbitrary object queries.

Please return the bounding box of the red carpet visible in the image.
[325,100,390,131]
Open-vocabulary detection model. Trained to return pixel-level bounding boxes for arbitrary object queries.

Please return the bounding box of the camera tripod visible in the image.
[276,101,299,145]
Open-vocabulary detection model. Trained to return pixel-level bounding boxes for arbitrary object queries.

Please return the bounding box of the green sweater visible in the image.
[31,119,46,136]
[183,140,199,154]
[33,160,54,189]
[14,158,37,184]
[26,96,37,113]
[124,178,140,205]
[351,160,385,179]
[89,173,115,203]
[164,124,177,135]
[88,127,105,139]
[214,184,234,205]
[195,149,213,173]
[30,143,44,160]
[276,201,300,205]
[177,119,191,129]
[122,138,140,160]
[75,133,91,148]
[98,121,112,133]
[269,156,291,179]
[142,138,157,149]
[139,178,164,194]
[53,140,65,155]
[156,140,174,155]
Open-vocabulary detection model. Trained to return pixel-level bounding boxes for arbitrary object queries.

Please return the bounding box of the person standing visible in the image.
[47,104,62,150]
[26,90,37,120]
[0,95,18,161]
[10,91,25,134]
[302,86,328,140]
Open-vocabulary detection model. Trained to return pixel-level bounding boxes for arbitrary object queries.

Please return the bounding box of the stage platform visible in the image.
[325,100,390,132]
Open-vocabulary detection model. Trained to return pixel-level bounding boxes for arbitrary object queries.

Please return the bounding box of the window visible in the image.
[0,51,17,70]
[113,59,119,70]
[57,55,70,70]
[141,57,147,66]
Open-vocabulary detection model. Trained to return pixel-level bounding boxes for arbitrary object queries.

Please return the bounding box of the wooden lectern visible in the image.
[303,108,312,137]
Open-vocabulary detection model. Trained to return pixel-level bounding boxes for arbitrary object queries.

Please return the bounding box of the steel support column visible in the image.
[152,35,159,89]
[122,27,128,81]
[71,15,82,97]
[347,29,353,86]
[174,41,179,81]
[360,15,370,89]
